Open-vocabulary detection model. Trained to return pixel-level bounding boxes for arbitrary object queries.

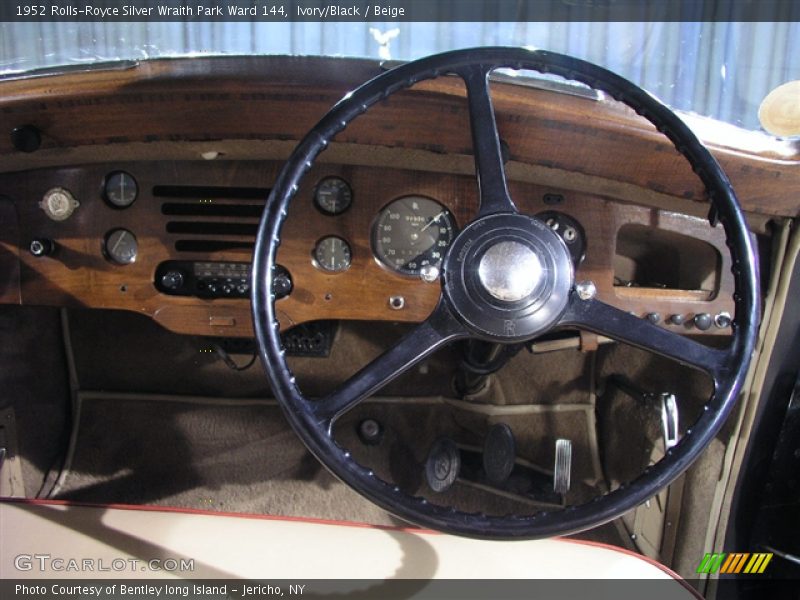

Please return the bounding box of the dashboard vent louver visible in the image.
[155,185,270,254]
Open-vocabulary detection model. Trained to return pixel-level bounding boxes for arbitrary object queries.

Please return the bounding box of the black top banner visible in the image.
[2,0,799,23]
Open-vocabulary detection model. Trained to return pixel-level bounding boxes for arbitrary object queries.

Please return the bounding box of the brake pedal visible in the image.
[483,423,516,485]
[553,438,573,495]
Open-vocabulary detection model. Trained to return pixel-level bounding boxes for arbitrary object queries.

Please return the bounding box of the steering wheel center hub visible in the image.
[478,240,543,302]
[442,213,574,342]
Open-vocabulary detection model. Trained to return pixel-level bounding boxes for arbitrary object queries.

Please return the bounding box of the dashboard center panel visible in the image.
[443,213,574,341]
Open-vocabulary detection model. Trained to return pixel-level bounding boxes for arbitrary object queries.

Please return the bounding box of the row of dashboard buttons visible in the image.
[643,311,731,330]
[196,279,250,297]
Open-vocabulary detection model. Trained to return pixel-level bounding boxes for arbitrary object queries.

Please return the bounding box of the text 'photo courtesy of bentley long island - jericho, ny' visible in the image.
[0,2,799,599]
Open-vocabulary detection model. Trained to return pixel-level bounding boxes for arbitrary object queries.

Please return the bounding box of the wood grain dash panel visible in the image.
[0,160,735,337]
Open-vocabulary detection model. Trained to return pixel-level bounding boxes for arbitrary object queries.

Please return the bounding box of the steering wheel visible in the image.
[252,47,759,538]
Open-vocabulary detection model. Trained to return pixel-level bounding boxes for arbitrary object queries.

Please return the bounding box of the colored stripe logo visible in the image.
[697,552,773,574]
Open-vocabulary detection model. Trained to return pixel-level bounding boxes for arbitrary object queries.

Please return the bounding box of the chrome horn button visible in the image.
[478,241,543,302]
[441,212,574,342]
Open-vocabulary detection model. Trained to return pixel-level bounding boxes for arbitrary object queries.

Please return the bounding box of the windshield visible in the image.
[1,19,797,133]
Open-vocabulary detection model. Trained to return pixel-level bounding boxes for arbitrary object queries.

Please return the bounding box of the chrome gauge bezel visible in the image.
[102,170,139,209]
[313,176,353,216]
[370,195,457,278]
[312,235,353,273]
[103,228,138,265]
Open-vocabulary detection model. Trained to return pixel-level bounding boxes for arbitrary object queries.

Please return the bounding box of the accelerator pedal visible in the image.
[553,438,573,496]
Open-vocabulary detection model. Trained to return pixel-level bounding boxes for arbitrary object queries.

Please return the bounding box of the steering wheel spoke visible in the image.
[458,64,517,217]
[559,292,727,379]
[311,300,469,430]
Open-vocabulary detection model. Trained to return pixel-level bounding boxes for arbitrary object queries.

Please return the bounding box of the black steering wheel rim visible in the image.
[252,47,760,539]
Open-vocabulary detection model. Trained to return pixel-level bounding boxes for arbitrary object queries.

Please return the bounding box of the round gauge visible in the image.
[103,171,138,208]
[313,236,352,273]
[314,177,353,215]
[372,196,457,277]
[104,229,138,265]
[39,187,79,221]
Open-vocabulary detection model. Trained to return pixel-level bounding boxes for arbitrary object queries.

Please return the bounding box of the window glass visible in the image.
[1,21,797,132]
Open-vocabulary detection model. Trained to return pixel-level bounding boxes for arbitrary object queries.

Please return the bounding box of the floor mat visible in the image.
[55,393,399,526]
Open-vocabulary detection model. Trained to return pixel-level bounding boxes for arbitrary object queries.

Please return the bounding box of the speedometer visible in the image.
[372,196,457,277]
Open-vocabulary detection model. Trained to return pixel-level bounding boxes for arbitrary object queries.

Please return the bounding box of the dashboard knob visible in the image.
[160,270,184,291]
[694,313,713,331]
[29,238,55,257]
[714,312,732,329]
[273,267,293,299]
[668,314,686,326]
[357,419,383,446]
[11,124,41,153]
[419,264,440,283]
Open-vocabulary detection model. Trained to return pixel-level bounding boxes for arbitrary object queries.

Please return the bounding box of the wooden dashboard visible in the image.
[0,55,797,339]
[0,160,734,337]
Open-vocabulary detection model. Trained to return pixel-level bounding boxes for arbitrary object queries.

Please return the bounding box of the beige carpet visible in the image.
[55,394,399,525]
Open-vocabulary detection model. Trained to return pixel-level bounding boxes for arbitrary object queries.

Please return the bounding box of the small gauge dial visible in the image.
[314,177,353,215]
[104,229,138,265]
[372,196,457,276]
[313,236,352,273]
[103,171,138,208]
